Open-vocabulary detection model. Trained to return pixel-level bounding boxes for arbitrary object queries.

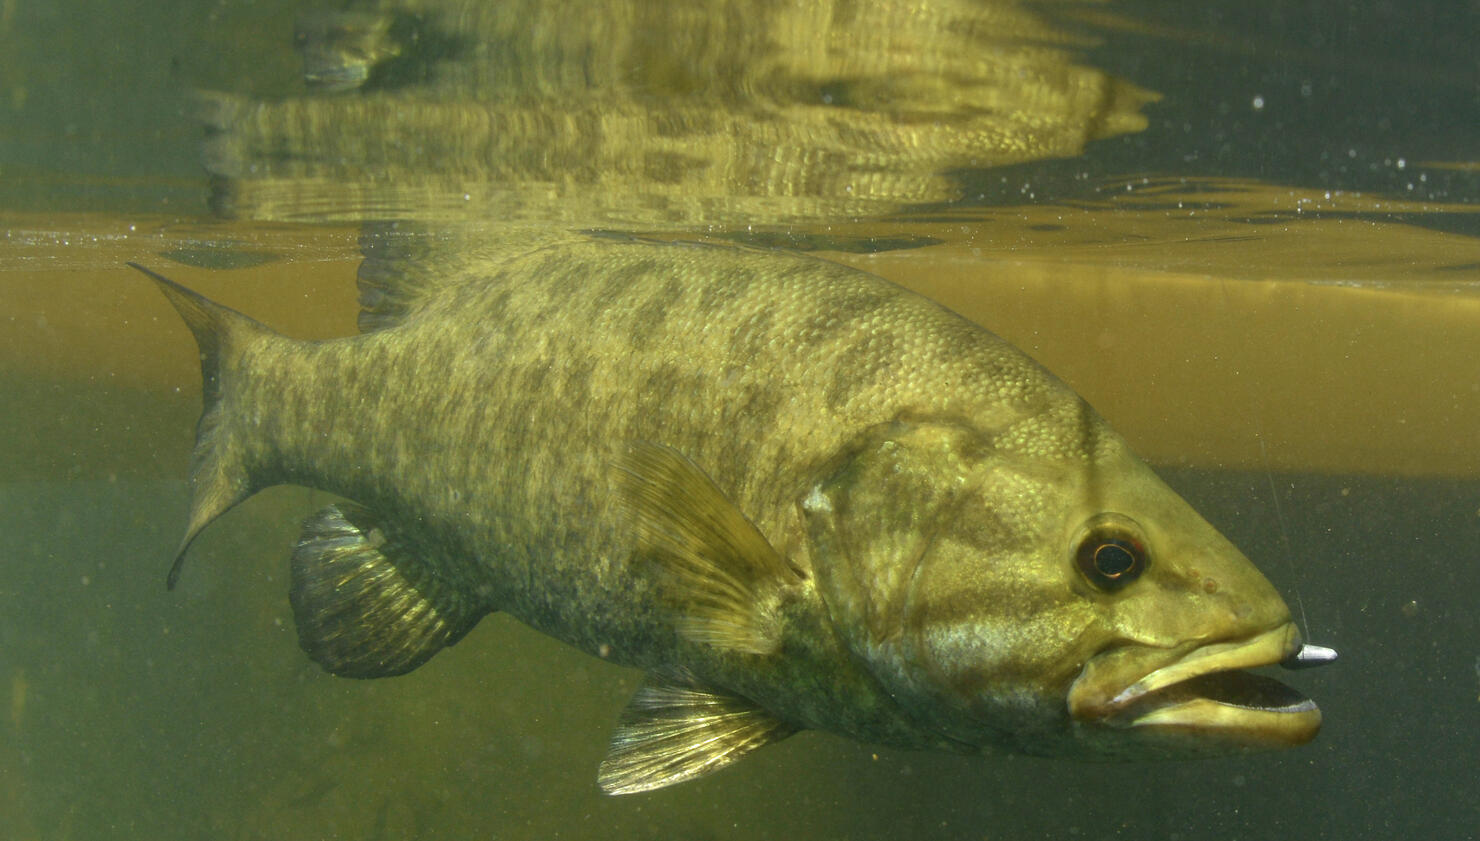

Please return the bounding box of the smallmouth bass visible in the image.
[130,235,1332,794]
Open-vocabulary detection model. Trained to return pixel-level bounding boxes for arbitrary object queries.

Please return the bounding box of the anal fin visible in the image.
[290,503,489,678]
[598,673,796,795]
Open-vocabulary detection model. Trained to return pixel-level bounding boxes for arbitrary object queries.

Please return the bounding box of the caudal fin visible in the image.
[128,263,273,589]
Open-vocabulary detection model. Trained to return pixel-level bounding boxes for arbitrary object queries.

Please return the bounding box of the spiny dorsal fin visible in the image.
[598,673,795,795]
[615,442,801,655]
[290,503,491,678]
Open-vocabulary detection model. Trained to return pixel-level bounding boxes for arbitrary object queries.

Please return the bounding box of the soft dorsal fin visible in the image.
[614,442,802,655]
[598,673,796,795]
[290,503,491,678]
[355,221,452,333]
[356,223,589,333]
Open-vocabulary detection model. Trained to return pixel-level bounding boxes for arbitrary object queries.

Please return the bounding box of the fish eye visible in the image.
[1074,515,1148,592]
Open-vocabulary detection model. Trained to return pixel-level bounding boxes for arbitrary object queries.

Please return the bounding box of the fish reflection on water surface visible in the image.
[130,232,1333,793]
[205,0,1157,227]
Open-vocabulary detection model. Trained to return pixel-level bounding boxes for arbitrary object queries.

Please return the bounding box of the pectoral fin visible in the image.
[615,442,802,655]
[290,503,490,678]
[598,673,796,795]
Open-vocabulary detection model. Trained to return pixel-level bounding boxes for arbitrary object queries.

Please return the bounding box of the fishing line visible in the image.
[1257,430,1311,642]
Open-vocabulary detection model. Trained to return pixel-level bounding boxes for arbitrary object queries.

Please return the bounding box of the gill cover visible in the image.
[801,421,998,726]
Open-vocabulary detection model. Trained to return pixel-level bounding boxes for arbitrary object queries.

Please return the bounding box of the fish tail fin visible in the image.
[127,263,274,589]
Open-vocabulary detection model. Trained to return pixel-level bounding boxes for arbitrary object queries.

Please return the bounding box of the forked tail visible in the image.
[127,263,274,588]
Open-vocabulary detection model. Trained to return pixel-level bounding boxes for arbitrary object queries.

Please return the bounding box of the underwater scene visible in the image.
[1,0,1477,838]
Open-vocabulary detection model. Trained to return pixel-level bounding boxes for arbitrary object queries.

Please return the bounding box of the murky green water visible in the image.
[2,1,1477,839]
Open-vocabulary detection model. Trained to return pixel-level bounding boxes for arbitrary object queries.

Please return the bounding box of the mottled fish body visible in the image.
[132,235,1327,794]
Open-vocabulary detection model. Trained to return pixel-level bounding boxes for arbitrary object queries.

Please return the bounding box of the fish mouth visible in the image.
[1068,625,1324,750]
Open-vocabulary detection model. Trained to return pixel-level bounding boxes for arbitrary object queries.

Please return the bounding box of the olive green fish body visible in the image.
[220,239,1055,739]
[133,236,1328,794]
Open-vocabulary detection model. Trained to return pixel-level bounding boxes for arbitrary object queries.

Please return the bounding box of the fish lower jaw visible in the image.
[1068,624,1323,750]
[1112,670,1322,748]
[1123,689,1322,747]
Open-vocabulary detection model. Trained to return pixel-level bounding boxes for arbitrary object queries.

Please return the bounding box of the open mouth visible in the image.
[1136,669,1315,714]
[1070,625,1331,749]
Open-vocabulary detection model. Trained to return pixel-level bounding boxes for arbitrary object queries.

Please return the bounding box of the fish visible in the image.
[128,233,1332,794]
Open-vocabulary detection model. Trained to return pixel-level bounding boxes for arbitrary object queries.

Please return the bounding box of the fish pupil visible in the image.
[1094,542,1137,578]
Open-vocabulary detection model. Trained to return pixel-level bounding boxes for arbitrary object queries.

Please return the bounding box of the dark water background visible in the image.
[2,1,1477,839]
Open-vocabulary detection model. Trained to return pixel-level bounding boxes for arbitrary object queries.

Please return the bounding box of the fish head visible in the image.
[803,413,1322,758]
